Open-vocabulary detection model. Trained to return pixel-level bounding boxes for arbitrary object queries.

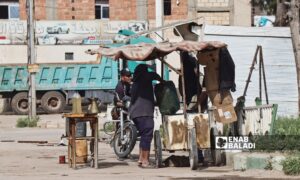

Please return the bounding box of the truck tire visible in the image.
[11,92,29,115]
[41,91,66,114]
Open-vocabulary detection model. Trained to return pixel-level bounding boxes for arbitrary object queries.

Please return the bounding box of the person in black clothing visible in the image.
[115,68,132,103]
[112,69,131,125]
[129,64,163,168]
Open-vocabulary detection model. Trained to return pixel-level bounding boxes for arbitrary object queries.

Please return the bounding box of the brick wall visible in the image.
[197,0,230,25]
[19,0,95,20]
[109,0,187,21]
[197,12,230,25]
[109,0,136,20]
[148,0,187,20]
[57,0,95,20]
[197,0,229,7]
[19,0,46,20]
[19,0,26,20]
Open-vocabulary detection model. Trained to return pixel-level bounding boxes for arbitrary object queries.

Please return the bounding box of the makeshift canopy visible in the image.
[88,40,227,61]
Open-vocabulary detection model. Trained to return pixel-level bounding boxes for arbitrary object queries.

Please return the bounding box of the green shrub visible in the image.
[282,156,300,175]
[252,116,300,152]
[16,116,40,128]
[273,117,300,135]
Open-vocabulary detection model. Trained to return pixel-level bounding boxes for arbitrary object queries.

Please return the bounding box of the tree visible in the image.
[274,0,290,26]
[251,0,277,15]
[251,0,290,26]
[289,0,300,115]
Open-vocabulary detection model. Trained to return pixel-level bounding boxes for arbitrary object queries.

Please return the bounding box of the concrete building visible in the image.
[0,0,251,26]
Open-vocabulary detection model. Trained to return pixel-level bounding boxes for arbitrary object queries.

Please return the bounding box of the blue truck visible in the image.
[0,31,168,115]
[0,57,119,114]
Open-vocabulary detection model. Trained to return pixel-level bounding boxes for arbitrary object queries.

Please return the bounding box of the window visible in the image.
[164,0,171,16]
[95,4,109,19]
[0,3,19,19]
[65,52,74,60]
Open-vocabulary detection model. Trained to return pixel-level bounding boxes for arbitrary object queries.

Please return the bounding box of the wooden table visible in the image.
[63,113,98,169]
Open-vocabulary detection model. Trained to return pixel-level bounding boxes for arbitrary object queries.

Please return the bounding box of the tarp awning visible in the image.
[89,40,227,61]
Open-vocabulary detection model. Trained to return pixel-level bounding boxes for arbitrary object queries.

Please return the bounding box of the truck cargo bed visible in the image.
[0,57,118,92]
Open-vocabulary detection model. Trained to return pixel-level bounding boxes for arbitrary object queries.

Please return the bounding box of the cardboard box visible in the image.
[188,113,211,149]
[204,67,219,91]
[208,90,233,106]
[75,140,87,163]
[213,104,237,124]
[197,49,220,68]
[163,113,212,150]
[163,114,188,150]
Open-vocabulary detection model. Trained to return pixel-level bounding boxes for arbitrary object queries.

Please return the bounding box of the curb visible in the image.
[231,152,286,171]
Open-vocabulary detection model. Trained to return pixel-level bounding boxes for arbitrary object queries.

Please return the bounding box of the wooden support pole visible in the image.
[290,0,300,115]
[180,57,187,120]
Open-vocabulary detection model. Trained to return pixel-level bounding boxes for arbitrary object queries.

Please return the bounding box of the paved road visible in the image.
[0,115,297,180]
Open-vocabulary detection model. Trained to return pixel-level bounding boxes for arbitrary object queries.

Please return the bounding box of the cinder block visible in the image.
[247,153,271,169]
[271,155,286,171]
[225,150,241,167]
[233,153,248,170]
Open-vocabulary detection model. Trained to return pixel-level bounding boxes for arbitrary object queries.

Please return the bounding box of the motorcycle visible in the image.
[104,94,138,158]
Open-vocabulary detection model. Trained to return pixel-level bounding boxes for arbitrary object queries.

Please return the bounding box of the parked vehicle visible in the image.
[0,30,163,114]
[47,23,70,34]
[37,35,58,45]
[0,59,118,114]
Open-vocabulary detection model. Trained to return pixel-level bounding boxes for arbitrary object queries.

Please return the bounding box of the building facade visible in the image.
[0,0,251,26]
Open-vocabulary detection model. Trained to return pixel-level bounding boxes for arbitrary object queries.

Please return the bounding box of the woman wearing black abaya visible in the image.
[129,64,163,168]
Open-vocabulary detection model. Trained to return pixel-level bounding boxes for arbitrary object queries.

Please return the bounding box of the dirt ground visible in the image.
[0,114,299,180]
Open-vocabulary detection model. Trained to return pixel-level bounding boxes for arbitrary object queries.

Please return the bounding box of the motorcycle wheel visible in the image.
[113,122,138,158]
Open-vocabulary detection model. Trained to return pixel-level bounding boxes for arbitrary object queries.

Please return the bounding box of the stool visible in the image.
[63,113,99,169]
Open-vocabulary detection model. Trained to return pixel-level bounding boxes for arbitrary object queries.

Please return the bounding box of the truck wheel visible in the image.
[11,92,29,115]
[41,91,66,114]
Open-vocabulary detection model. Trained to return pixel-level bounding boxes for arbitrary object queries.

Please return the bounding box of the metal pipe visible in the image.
[260,48,269,104]
[120,108,124,140]
[259,46,262,101]
[243,45,260,97]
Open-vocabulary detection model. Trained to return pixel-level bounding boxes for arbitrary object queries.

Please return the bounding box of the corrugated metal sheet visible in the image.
[205,25,291,37]
[243,105,274,135]
[204,26,297,116]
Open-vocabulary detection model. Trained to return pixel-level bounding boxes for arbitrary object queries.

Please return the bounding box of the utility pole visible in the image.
[27,0,37,119]
[155,0,164,76]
